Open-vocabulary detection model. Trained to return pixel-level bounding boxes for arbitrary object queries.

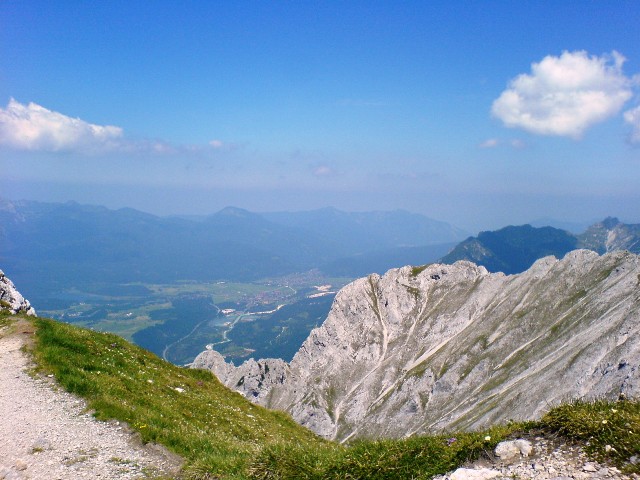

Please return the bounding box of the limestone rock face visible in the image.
[193,250,640,441]
[192,350,288,401]
[0,270,36,316]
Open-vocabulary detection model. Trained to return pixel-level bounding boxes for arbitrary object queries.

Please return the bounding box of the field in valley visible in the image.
[38,272,352,365]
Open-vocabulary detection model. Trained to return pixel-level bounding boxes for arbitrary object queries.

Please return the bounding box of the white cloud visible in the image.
[624,105,640,143]
[313,165,333,177]
[479,138,526,149]
[0,98,123,152]
[492,51,634,138]
[209,139,224,149]
[480,138,499,148]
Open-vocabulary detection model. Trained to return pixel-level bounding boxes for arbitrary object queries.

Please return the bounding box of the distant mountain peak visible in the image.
[214,206,255,217]
[600,217,621,229]
[440,224,578,274]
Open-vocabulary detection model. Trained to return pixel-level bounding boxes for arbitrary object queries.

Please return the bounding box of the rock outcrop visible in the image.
[0,270,35,316]
[194,250,640,441]
[192,349,288,401]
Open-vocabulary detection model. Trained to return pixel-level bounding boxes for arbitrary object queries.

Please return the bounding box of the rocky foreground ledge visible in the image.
[441,437,639,480]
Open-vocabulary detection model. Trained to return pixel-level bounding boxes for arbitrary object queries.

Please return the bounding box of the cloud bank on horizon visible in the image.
[491,50,639,141]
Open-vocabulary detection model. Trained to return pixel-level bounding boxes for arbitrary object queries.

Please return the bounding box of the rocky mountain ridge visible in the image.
[193,249,640,441]
[0,270,36,316]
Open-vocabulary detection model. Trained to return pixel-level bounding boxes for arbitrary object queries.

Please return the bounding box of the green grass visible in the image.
[249,426,521,480]
[410,265,430,277]
[18,316,640,479]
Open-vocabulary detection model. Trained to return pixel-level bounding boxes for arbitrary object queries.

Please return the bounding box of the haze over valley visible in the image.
[2,196,639,366]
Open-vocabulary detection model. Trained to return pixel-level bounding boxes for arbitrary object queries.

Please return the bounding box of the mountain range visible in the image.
[0,198,466,306]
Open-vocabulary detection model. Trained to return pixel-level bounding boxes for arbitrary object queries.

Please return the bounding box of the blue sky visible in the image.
[1,1,639,232]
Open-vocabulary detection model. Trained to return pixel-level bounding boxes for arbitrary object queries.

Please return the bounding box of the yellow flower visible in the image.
[602,419,608,424]
[484,436,491,441]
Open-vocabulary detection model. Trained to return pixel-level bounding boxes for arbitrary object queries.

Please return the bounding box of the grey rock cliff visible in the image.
[191,349,288,401]
[0,270,36,316]
[193,250,640,441]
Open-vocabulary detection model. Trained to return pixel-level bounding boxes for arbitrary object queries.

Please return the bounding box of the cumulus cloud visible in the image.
[0,98,124,152]
[492,51,634,138]
[624,105,640,143]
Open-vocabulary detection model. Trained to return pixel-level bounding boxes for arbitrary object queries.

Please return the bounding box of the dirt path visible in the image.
[0,319,182,479]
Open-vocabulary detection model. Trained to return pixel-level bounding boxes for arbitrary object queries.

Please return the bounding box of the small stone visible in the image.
[13,460,26,471]
[32,437,52,451]
[533,463,544,471]
[450,468,502,480]
[583,463,598,472]
[3,471,24,480]
[515,439,533,456]
[630,455,639,465]
[495,439,533,461]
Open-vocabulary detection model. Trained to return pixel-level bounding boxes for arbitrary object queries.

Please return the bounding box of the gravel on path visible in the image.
[0,319,182,480]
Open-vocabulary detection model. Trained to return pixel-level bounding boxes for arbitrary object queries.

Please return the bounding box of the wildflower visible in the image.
[446,437,457,446]
[484,436,491,441]
[602,419,608,424]
[611,408,618,413]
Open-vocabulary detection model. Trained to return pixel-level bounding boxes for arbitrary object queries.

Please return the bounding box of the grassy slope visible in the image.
[29,316,329,478]
[9,314,639,479]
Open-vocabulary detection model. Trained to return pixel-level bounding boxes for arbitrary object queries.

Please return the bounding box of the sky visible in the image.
[1,1,639,233]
